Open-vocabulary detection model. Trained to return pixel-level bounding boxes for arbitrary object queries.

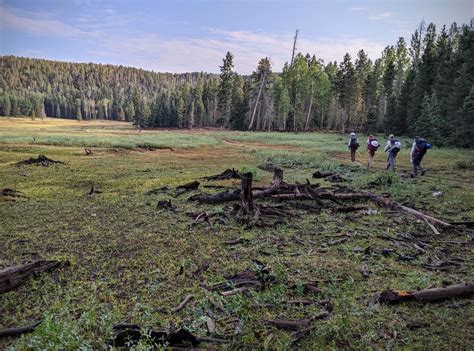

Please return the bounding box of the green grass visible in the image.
[1,117,473,350]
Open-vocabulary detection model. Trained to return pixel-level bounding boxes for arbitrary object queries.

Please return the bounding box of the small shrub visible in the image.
[240,165,261,180]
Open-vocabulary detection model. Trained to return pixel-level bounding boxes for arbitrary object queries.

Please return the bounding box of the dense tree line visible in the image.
[0,21,472,146]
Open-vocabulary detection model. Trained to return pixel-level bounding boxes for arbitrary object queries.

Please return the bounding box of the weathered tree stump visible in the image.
[240,172,255,214]
[272,167,284,187]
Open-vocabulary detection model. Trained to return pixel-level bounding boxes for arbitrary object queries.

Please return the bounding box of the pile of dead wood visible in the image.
[16,155,65,167]
[189,167,454,232]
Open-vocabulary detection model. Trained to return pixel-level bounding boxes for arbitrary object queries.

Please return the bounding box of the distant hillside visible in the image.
[0,56,220,126]
[1,21,473,147]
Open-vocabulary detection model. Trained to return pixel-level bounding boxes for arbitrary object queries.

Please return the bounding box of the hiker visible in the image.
[348,132,359,162]
[366,134,379,168]
[410,136,432,177]
[384,134,401,171]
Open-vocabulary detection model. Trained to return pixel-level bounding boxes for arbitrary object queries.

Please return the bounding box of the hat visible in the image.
[350,132,356,137]
[389,134,394,139]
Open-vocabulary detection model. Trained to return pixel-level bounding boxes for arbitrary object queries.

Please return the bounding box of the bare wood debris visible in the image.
[0,321,42,339]
[203,168,241,181]
[16,155,65,167]
[0,260,70,293]
[372,282,474,304]
[189,168,455,231]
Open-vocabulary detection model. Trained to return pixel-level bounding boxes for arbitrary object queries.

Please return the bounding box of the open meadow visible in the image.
[1,117,473,350]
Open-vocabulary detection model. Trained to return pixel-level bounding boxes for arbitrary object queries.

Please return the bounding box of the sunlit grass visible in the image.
[1,117,473,349]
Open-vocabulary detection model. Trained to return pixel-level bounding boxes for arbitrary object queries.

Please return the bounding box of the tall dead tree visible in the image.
[248,73,266,130]
[291,29,299,66]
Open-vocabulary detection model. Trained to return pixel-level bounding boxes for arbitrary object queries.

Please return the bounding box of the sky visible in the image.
[0,0,472,74]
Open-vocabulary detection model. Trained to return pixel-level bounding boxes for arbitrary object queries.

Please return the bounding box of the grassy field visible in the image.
[1,117,473,350]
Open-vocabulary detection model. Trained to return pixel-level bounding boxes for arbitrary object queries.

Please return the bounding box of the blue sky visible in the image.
[1,0,472,74]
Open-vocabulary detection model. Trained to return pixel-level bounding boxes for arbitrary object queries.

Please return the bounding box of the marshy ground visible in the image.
[1,117,473,350]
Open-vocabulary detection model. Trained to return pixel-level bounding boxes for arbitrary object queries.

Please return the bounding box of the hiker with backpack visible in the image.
[348,132,359,162]
[366,134,379,168]
[384,134,402,171]
[410,136,432,177]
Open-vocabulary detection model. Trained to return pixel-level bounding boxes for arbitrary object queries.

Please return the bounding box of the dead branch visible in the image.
[0,321,42,339]
[267,319,310,331]
[171,294,194,313]
[175,181,200,197]
[203,168,241,181]
[373,282,474,304]
[0,260,70,293]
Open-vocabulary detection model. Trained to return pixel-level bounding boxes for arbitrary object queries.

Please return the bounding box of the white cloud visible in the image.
[100,30,386,74]
[0,5,100,38]
[1,5,387,74]
[369,12,395,20]
[350,7,367,12]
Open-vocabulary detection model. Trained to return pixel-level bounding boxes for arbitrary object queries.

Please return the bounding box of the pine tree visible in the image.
[217,52,235,127]
[415,93,442,140]
[230,75,246,130]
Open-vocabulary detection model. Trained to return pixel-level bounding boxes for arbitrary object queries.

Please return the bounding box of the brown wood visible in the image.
[240,172,254,214]
[171,294,194,313]
[203,168,241,181]
[0,321,42,339]
[268,319,310,331]
[375,282,474,304]
[0,260,69,293]
[272,167,284,187]
[312,170,334,178]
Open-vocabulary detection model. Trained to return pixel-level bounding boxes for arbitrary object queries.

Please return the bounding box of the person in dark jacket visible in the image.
[410,136,432,177]
[348,132,359,162]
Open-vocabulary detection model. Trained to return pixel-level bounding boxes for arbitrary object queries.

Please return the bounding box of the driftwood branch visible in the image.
[0,260,70,293]
[374,282,474,304]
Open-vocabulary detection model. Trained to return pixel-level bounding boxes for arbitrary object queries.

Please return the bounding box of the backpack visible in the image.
[415,138,431,155]
[391,140,401,154]
[368,137,379,151]
[350,138,359,149]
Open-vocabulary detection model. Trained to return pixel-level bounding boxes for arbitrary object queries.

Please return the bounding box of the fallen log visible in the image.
[374,282,474,304]
[203,168,241,181]
[0,321,42,339]
[177,181,200,190]
[369,193,452,228]
[175,181,200,196]
[312,171,334,178]
[0,260,70,293]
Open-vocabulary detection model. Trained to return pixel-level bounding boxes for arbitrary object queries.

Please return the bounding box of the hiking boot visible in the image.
[410,173,415,178]
[421,170,426,176]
